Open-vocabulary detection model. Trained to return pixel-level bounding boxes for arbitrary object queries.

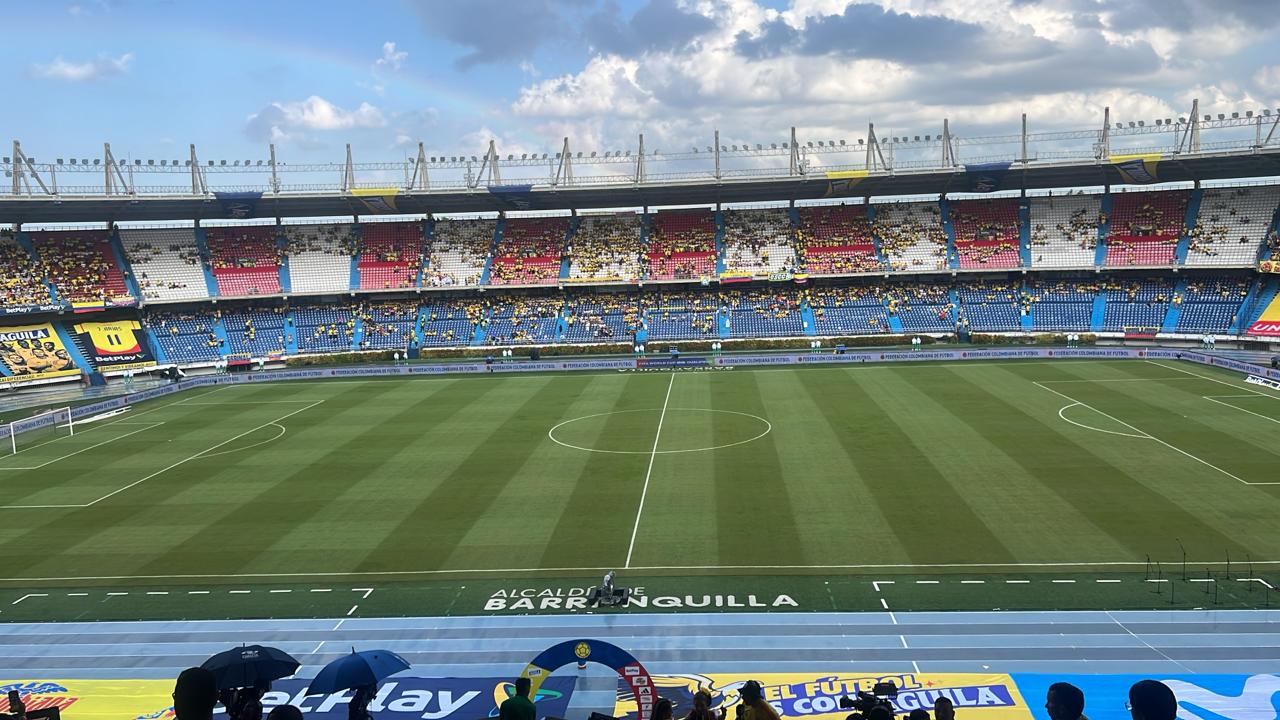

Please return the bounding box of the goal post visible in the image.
[5,406,74,455]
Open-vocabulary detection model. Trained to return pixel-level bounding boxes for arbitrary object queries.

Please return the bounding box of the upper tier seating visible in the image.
[950,199,1022,269]
[119,228,210,302]
[30,230,131,305]
[0,234,53,308]
[1028,194,1102,268]
[489,217,567,286]
[359,222,423,290]
[1104,191,1187,267]
[425,219,491,287]
[562,294,640,343]
[420,299,485,347]
[795,205,881,275]
[809,285,890,335]
[1186,186,1280,267]
[204,226,282,296]
[647,210,716,280]
[567,215,644,282]
[876,201,949,272]
[147,310,222,364]
[721,209,797,276]
[284,224,357,294]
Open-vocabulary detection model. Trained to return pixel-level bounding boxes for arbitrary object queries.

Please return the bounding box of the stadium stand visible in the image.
[204,226,282,296]
[420,298,485,347]
[887,283,954,331]
[292,303,355,353]
[359,221,423,290]
[1186,186,1280,266]
[949,199,1022,269]
[359,300,419,349]
[145,310,222,364]
[1101,278,1174,331]
[221,305,288,358]
[0,232,54,308]
[425,219,491,287]
[721,208,797,276]
[30,230,132,305]
[1104,191,1187,267]
[955,281,1025,331]
[795,204,882,275]
[876,200,949,271]
[809,284,890,335]
[1026,278,1097,331]
[724,288,805,337]
[647,209,716,280]
[284,224,358,294]
[644,290,719,339]
[485,297,562,344]
[1028,194,1102,268]
[119,227,211,302]
[1174,277,1251,333]
[562,293,640,342]
[567,214,644,282]
[489,216,568,286]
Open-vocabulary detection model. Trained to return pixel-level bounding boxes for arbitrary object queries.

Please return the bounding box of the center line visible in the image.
[625,372,675,569]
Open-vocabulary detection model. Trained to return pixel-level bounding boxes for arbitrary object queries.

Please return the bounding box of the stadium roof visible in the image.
[4,147,1280,225]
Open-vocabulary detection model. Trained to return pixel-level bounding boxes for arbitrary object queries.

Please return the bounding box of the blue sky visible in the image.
[4,0,1279,171]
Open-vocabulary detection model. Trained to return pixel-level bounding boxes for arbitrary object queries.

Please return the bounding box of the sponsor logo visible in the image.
[482,586,798,612]
[0,682,78,714]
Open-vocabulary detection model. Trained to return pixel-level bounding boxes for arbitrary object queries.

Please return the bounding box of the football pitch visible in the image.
[2,357,1279,622]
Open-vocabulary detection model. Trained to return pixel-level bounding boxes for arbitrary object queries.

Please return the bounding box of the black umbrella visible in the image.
[201,645,301,690]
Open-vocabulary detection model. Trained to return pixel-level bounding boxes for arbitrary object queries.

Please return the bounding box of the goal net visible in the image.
[4,406,74,455]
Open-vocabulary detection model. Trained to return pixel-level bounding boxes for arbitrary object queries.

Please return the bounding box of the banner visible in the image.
[214,191,262,219]
[616,673,1031,720]
[0,323,80,384]
[822,170,867,198]
[0,302,65,318]
[1012,673,1280,720]
[1259,260,1280,273]
[488,184,538,210]
[351,187,401,214]
[964,162,1011,193]
[73,319,157,370]
[0,677,576,720]
[1247,291,1280,337]
[1111,153,1162,184]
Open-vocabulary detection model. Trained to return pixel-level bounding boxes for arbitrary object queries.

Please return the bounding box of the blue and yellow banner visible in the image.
[0,323,80,384]
[823,170,868,198]
[1111,153,1162,184]
[965,162,1011,193]
[214,191,262,219]
[351,187,401,214]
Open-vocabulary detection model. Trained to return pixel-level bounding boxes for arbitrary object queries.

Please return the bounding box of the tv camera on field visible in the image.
[838,681,899,720]
[587,570,632,608]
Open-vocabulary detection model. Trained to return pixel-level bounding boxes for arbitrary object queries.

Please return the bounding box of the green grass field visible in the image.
[2,357,1279,621]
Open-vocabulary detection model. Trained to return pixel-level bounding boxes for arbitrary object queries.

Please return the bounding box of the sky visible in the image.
[3,0,1280,178]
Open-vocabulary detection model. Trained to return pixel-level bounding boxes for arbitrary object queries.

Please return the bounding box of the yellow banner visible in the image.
[0,323,80,384]
[823,170,868,198]
[825,170,869,180]
[0,679,173,720]
[615,673,1032,720]
[1110,153,1162,184]
[351,187,401,214]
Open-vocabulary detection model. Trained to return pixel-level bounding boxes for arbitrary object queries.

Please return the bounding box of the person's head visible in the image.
[655,698,675,720]
[1046,683,1085,720]
[909,709,931,720]
[866,706,894,720]
[739,681,764,706]
[514,677,532,699]
[933,697,955,720]
[266,705,304,720]
[173,667,219,720]
[694,691,713,711]
[1128,680,1176,720]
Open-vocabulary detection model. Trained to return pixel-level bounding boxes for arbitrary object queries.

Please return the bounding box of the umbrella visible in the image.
[308,649,411,694]
[202,645,301,690]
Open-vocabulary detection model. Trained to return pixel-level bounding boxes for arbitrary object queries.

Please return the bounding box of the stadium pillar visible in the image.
[1020,113,1029,164]
[269,143,280,194]
[714,129,721,179]
[1100,107,1111,159]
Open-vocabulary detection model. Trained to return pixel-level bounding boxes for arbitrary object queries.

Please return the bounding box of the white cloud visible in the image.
[245,96,387,142]
[375,41,408,72]
[31,52,133,82]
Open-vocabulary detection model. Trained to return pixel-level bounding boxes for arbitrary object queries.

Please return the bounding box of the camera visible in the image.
[838,681,899,720]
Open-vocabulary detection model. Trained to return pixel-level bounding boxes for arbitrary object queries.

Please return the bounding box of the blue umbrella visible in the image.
[308,649,411,694]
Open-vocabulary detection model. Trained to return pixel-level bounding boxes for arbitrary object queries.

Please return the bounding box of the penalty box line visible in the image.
[0,422,166,472]
[1033,381,1274,486]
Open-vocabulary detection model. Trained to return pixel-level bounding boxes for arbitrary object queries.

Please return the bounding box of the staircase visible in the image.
[800,300,817,336]
[1094,193,1113,266]
[560,217,578,280]
[479,219,501,286]
[1018,200,1033,267]
[885,297,905,333]
[277,233,292,293]
[867,203,889,270]
[415,219,432,288]
[1019,281,1035,331]
[714,210,727,274]
[1174,189,1202,265]
[939,198,959,269]
[470,306,493,345]
[54,322,97,375]
[348,224,363,290]
[109,229,144,302]
[193,228,221,297]
[1241,277,1280,331]
[283,312,300,355]
[210,315,231,358]
[1090,294,1107,331]
[1161,278,1188,332]
[1229,276,1264,334]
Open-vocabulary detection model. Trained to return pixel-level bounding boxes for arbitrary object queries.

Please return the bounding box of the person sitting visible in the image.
[172,667,219,720]
[1128,680,1176,720]
[1046,682,1087,720]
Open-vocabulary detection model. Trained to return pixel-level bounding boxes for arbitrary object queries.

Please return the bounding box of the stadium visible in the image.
[3,3,1280,720]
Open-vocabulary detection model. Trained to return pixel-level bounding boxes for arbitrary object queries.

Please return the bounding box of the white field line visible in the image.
[1034,381,1270,486]
[1105,610,1193,673]
[1144,359,1280,398]
[1038,377,1200,383]
[1202,396,1280,426]
[83,400,324,507]
[625,372,675,569]
[4,558,1280,584]
[1056,403,1148,439]
[0,423,164,472]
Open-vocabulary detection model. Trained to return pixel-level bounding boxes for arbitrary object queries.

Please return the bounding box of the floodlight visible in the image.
[521,153,527,159]
[706,146,712,152]
[839,140,845,145]
[858,139,864,145]
[1217,113,1225,120]
[208,160,214,166]
[471,155,478,161]
[1155,119,1162,126]
[555,153,562,159]
[136,159,143,165]
[160,160,167,166]
[816,141,824,147]
[806,141,813,147]
[148,159,155,165]
[1116,123,1123,129]
[925,135,932,141]
[93,159,100,165]
[1165,118,1172,124]
[1,157,7,163]
[257,160,263,166]
[1137,121,1143,127]
[233,160,239,166]
[60,158,67,165]
[1204,115,1211,121]
[184,160,191,166]
[506,154,513,160]
[782,143,788,149]
[1245,111,1253,118]
[1178,117,1185,123]
[624,151,630,156]
[756,144,762,150]
[220,160,227,165]
[590,151,596,157]
[731,144,738,150]
[828,140,835,146]
[604,151,611,158]
[1231,112,1239,119]
[721,145,727,151]
[1266,110,1273,117]
[543,153,549,159]
[770,143,777,149]
[1128,122,1135,128]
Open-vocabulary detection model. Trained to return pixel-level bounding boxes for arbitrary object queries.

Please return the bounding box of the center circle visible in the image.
[548,408,772,455]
